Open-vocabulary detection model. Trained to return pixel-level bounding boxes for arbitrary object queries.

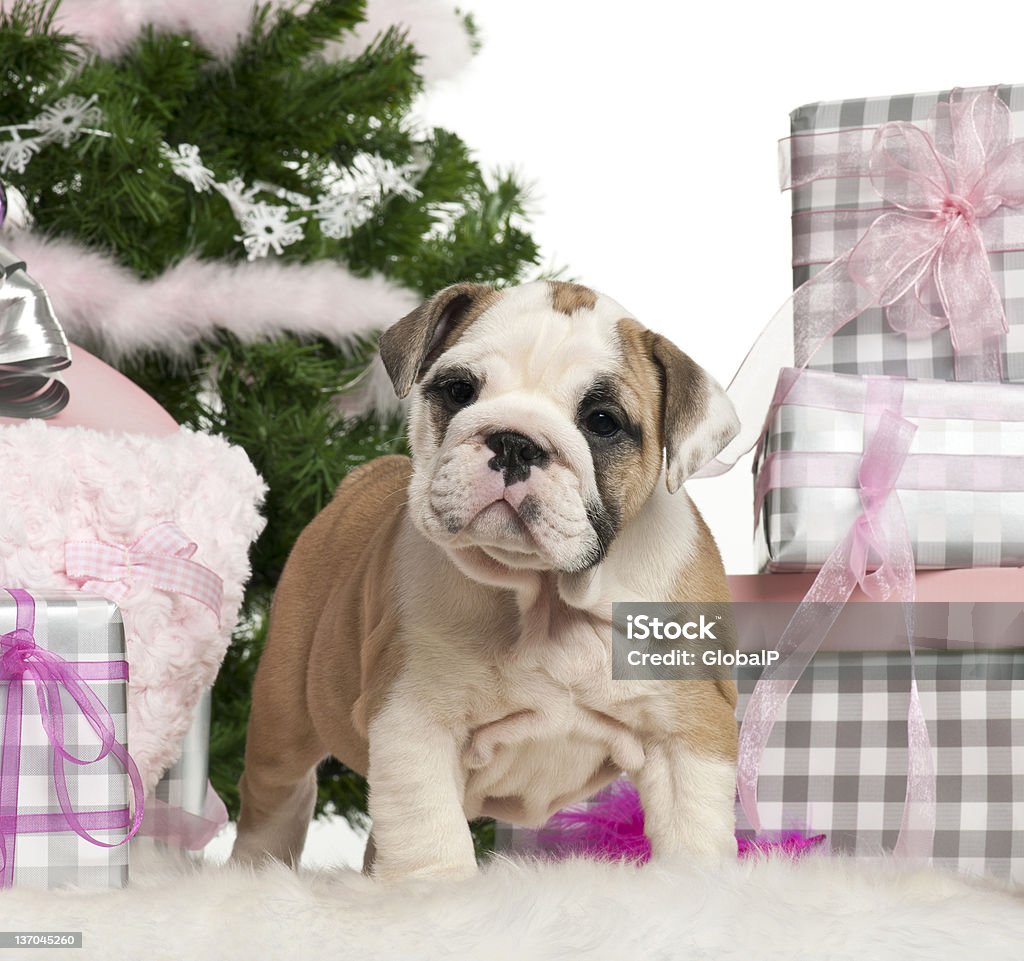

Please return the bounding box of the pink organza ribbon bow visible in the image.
[64,522,223,622]
[738,380,936,859]
[846,90,1024,379]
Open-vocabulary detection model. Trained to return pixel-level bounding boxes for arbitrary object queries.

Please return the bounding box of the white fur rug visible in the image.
[3,849,1022,961]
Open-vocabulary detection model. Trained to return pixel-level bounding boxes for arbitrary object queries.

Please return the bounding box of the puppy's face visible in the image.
[379,281,738,574]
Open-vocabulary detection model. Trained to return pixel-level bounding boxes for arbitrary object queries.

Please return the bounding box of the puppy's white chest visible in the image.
[460,635,647,825]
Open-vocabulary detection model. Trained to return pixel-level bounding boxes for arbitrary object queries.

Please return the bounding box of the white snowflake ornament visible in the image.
[315,192,372,240]
[162,142,216,192]
[362,154,422,203]
[0,131,43,175]
[216,177,261,216]
[29,94,102,148]
[234,202,307,260]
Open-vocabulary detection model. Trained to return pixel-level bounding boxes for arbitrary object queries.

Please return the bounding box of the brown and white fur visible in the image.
[231,280,741,881]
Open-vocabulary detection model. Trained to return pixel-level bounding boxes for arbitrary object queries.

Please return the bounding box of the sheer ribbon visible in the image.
[699,88,1024,478]
[139,784,228,850]
[736,380,936,859]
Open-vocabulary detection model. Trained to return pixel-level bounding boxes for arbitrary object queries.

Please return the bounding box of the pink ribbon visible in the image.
[696,89,1024,481]
[139,782,229,850]
[0,589,146,886]
[752,369,1024,530]
[64,522,223,622]
[789,89,1024,382]
[738,380,936,860]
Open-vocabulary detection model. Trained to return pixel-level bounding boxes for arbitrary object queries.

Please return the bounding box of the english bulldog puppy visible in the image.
[231,280,741,880]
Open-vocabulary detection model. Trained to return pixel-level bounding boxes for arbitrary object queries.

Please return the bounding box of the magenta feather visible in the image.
[531,779,825,863]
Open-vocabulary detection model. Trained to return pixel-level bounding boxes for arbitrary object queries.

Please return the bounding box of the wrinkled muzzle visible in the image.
[409,394,607,572]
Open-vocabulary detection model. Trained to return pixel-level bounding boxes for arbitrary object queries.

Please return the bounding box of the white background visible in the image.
[417,0,1024,574]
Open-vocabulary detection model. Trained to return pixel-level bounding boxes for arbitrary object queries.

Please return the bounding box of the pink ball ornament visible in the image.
[0,344,178,436]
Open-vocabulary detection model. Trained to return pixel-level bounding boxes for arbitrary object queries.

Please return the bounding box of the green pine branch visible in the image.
[236,0,368,72]
[0,1,80,104]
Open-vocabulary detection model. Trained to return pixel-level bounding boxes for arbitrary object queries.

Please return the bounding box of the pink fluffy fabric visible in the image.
[10,233,418,361]
[533,779,826,863]
[50,0,474,83]
[0,420,266,795]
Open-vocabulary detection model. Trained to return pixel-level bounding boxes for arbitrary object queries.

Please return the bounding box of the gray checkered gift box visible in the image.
[133,687,226,854]
[757,368,1024,571]
[0,590,138,888]
[785,83,1024,382]
[150,689,211,825]
[736,649,1024,882]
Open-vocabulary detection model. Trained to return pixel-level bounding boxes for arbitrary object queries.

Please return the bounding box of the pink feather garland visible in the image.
[48,0,474,84]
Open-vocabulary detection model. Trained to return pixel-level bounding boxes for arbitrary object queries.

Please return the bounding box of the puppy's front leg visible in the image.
[633,740,737,864]
[367,689,476,881]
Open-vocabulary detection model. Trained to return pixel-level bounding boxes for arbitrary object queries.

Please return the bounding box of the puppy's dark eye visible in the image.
[445,380,477,407]
[584,410,620,437]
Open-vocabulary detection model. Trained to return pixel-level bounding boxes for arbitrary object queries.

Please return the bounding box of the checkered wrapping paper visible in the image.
[131,689,213,858]
[787,84,1024,381]
[151,689,210,821]
[0,592,131,888]
[499,648,1024,883]
[736,650,1024,882]
[758,369,1024,571]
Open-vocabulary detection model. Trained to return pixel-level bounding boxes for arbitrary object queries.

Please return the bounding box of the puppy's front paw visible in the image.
[373,858,479,883]
[648,830,738,870]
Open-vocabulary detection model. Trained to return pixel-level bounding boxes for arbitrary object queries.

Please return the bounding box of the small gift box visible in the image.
[756,368,1024,571]
[139,689,228,851]
[784,84,1024,383]
[735,645,1024,882]
[732,574,1024,882]
[0,589,142,888]
[152,689,213,829]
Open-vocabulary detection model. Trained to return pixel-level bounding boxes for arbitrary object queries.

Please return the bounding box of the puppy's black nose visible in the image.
[486,431,548,484]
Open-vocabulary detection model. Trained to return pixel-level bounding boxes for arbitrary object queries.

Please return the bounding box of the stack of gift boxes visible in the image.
[731,84,1024,881]
[0,245,265,888]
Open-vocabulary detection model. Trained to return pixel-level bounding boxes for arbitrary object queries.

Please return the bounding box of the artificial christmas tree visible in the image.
[0,0,542,852]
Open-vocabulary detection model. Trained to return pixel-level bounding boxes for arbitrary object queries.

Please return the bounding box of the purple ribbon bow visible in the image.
[0,589,145,887]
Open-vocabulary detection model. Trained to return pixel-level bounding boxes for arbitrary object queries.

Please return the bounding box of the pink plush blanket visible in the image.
[0,420,265,793]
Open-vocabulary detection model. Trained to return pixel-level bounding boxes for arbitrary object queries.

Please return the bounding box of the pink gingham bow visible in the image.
[64,523,223,622]
[846,91,1024,379]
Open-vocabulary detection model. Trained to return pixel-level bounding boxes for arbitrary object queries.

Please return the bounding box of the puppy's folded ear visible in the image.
[648,333,739,493]
[378,283,496,398]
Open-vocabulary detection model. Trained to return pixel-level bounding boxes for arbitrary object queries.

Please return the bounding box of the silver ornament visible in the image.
[0,246,71,418]
[0,183,33,233]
